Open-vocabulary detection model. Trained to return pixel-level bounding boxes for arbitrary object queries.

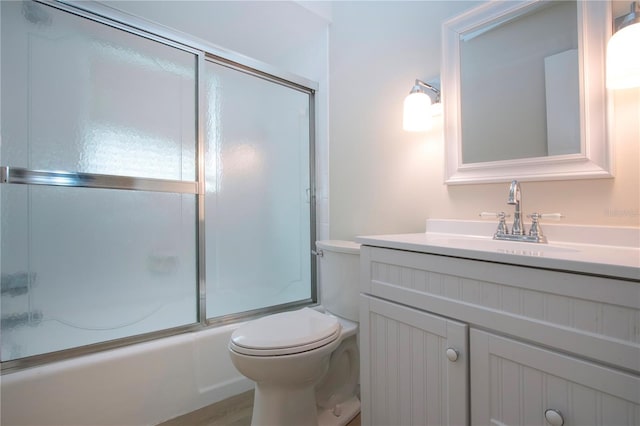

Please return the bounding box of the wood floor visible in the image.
[158,390,361,426]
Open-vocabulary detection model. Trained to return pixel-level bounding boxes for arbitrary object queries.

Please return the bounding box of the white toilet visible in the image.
[228,240,361,426]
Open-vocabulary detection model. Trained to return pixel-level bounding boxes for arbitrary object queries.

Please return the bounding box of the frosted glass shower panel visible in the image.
[0,185,197,361]
[0,1,196,180]
[204,61,312,318]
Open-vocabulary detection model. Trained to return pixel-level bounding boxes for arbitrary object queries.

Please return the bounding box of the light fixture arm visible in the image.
[614,1,640,32]
[410,79,441,104]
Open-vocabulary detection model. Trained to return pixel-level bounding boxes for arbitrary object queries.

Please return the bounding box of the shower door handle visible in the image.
[1,166,197,194]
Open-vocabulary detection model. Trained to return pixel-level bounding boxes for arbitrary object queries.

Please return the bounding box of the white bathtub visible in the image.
[0,322,253,426]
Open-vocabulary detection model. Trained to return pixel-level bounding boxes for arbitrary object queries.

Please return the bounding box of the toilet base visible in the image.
[317,395,360,426]
[251,382,319,426]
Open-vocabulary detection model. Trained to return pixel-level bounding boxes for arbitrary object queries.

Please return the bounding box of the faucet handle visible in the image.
[527,213,544,239]
[480,212,510,236]
[527,213,562,240]
[527,212,564,222]
[496,212,509,236]
[537,213,564,220]
[479,211,511,219]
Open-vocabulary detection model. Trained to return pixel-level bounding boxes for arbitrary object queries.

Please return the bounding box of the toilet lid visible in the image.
[230,308,341,356]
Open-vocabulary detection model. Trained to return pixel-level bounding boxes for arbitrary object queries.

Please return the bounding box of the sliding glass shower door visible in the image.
[204,61,313,319]
[0,1,199,362]
[0,2,198,361]
[1,0,316,368]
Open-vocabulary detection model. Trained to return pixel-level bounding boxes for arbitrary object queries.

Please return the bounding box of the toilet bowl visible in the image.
[228,240,361,426]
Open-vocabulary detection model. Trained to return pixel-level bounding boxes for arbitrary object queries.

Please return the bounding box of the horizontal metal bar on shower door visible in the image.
[0,166,198,194]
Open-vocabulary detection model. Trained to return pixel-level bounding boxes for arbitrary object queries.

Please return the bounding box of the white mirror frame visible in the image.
[443,0,613,185]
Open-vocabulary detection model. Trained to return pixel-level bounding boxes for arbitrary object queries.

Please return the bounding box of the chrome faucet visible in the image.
[507,180,524,235]
[489,180,556,243]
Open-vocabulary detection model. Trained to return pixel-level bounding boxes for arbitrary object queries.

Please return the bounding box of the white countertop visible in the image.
[356,220,640,281]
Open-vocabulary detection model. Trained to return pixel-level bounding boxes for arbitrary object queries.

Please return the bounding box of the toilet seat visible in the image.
[230,308,341,356]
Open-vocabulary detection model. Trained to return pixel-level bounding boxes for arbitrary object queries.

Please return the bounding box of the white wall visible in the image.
[329,0,640,240]
[329,1,480,238]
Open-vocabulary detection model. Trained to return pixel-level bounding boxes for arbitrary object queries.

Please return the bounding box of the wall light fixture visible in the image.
[607,1,640,89]
[403,79,441,132]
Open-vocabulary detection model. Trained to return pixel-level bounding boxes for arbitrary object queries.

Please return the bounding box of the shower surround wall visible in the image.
[1,1,329,425]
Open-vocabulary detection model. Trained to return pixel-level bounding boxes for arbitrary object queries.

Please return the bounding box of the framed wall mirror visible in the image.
[442,0,612,184]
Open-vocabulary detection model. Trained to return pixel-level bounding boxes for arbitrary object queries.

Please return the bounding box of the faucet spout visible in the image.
[507,180,525,235]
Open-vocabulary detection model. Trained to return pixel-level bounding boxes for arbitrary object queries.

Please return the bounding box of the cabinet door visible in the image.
[360,295,469,426]
[471,329,640,426]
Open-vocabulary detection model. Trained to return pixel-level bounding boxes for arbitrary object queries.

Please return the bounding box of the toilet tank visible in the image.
[316,240,361,322]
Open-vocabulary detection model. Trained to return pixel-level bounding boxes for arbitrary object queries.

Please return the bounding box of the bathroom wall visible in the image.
[329,0,640,240]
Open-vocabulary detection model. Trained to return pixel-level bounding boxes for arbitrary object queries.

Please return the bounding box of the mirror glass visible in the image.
[443,1,612,184]
[460,1,578,164]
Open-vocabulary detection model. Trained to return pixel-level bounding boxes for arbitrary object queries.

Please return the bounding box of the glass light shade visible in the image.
[606,22,640,89]
[403,92,433,131]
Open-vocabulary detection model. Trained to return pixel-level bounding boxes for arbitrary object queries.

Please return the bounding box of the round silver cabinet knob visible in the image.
[544,409,564,426]
[445,348,459,362]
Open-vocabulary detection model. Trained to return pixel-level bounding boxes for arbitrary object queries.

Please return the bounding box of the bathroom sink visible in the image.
[357,219,640,280]
[426,236,579,255]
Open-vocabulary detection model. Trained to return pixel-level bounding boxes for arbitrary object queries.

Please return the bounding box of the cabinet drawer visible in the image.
[360,246,640,373]
[471,329,640,426]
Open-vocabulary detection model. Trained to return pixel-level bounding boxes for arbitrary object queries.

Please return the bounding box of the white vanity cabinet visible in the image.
[359,244,640,426]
